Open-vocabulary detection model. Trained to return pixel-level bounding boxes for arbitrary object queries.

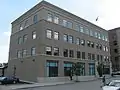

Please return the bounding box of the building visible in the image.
[109,28,120,71]
[7,1,111,82]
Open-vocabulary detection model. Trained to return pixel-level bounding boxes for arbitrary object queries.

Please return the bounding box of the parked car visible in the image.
[102,80,120,90]
[111,71,120,76]
[0,76,19,84]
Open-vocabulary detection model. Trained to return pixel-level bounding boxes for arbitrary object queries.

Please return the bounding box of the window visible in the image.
[103,46,105,51]
[63,49,68,57]
[106,47,108,52]
[46,46,52,55]
[46,61,58,77]
[100,55,103,62]
[82,52,85,59]
[99,44,102,50]
[81,39,85,46]
[92,54,95,60]
[64,62,72,76]
[67,21,73,29]
[53,47,59,56]
[18,37,22,44]
[80,26,84,33]
[54,16,59,24]
[46,30,52,39]
[77,51,81,58]
[88,53,91,60]
[87,41,91,47]
[95,32,98,38]
[89,63,95,75]
[69,50,74,58]
[98,33,101,39]
[91,42,94,48]
[22,49,27,57]
[32,31,36,39]
[47,14,52,22]
[23,35,27,43]
[19,24,23,30]
[75,24,80,32]
[24,20,28,28]
[114,49,118,53]
[76,38,80,45]
[54,32,59,40]
[113,41,117,45]
[33,14,38,24]
[63,34,68,42]
[17,50,22,58]
[62,20,67,27]
[90,30,93,36]
[31,47,36,56]
[68,35,73,43]
[86,29,89,35]
[96,44,99,49]
[102,35,105,40]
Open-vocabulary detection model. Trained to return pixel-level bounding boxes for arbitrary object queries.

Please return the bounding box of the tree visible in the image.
[97,63,103,77]
[71,62,83,82]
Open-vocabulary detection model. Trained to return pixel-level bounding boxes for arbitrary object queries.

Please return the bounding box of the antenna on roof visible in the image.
[96,16,99,21]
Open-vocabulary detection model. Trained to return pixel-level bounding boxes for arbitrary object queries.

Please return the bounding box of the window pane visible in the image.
[54,16,59,24]
[63,34,68,42]
[63,49,68,57]
[18,37,22,44]
[80,26,84,33]
[95,32,98,38]
[47,14,52,22]
[90,30,93,36]
[82,52,85,59]
[69,50,74,58]
[24,20,28,28]
[19,24,23,30]
[46,30,52,39]
[62,20,67,27]
[75,24,80,32]
[86,29,89,35]
[54,32,59,40]
[77,51,81,58]
[68,35,73,43]
[23,49,27,57]
[54,47,59,56]
[33,14,38,24]
[31,47,36,56]
[46,46,52,55]
[67,21,72,29]
[23,35,27,43]
[81,39,85,46]
[17,50,22,58]
[32,31,36,39]
[76,38,80,45]
[87,41,91,47]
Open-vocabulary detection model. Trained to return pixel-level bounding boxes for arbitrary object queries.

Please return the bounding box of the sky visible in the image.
[0,0,120,63]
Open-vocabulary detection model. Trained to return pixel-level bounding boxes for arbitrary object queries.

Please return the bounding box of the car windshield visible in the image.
[109,81,120,87]
[0,77,6,80]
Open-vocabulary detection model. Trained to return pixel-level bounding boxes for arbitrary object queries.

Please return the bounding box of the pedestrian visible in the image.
[102,75,106,86]
[69,69,73,81]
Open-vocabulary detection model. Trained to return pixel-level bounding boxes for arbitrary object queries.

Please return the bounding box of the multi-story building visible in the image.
[7,1,111,82]
[109,28,120,71]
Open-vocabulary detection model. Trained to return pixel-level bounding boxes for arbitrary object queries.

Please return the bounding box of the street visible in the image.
[17,76,120,90]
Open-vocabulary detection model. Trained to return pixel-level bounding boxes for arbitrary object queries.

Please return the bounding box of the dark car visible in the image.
[111,71,120,76]
[0,76,19,84]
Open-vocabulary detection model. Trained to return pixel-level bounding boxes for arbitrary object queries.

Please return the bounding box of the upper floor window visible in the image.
[96,44,99,49]
[53,47,59,56]
[63,34,68,42]
[54,16,59,24]
[69,50,74,58]
[32,31,36,39]
[77,51,81,58]
[114,49,118,53]
[17,50,22,58]
[18,37,22,44]
[24,20,28,28]
[47,14,52,22]
[68,35,73,43]
[113,41,117,45]
[67,21,73,29]
[86,29,89,35]
[54,32,59,40]
[31,47,36,56]
[90,30,93,36]
[99,44,102,50]
[75,24,80,32]
[22,49,27,57]
[19,24,23,30]
[95,32,98,38]
[103,46,106,51]
[63,49,68,57]
[82,52,85,59]
[91,42,94,48]
[98,33,101,39]
[87,41,91,47]
[46,46,52,55]
[80,26,84,33]
[46,30,52,39]
[62,20,67,27]
[106,47,108,52]
[81,39,85,46]
[23,34,28,43]
[92,54,95,60]
[33,14,38,24]
[76,38,80,45]
[88,53,91,60]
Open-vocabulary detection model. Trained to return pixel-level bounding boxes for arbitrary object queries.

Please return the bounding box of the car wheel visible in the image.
[13,81,16,84]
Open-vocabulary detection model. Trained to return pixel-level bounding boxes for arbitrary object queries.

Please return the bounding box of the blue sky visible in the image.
[0,0,120,63]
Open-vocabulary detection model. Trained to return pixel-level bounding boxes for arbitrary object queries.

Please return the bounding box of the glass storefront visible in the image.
[89,63,95,75]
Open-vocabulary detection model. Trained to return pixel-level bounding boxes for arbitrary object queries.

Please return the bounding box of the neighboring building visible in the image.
[109,28,120,71]
[7,1,111,82]
[0,63,8,76]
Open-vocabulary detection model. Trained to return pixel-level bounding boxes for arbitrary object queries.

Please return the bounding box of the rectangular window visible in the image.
[31,47,36,56]
[19,24,23,30]
[80,26,84,33]
[23,35,27,43]
[91,42,94,48]
[18,37,22,44]
[22,49,27,57]
[69,50,74,58]
[114,49,118,53]
[86,29,89,35]
[62,20,67,27]
[89,63,95,75]
[54,47,59,56]
[103,46,105,51]
[46,30,52,39]
[46,46,52,55]
[98,33,101,39]
[96,44,99,49]
[17,50,22,58]
[100,55,103,62]
[81,39,85,46]
[68,35,73,43]
[32,31,36,39]
[90,30,93,36]
[87,41,91,47]
[64,62,72,76]
[76,38,80,45]
[95,32,98,38]
[67,21,73,29]
[33,14,38,24]
[88,53,91,60]
[24,20,28,28]
[75,24,80,32]
[77,51,81,58]
[82,52,85,59]
[47,14,52,22]
[54,16,59,24]
[63,49,68,57]
[92,54,95,60]
[113,41,117,45]
[63,34,68,42]
[54,32,59,40]
[99,44,102,50]
[106,47,108,52]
